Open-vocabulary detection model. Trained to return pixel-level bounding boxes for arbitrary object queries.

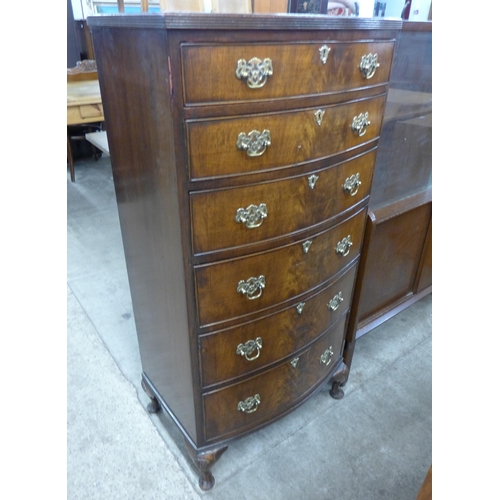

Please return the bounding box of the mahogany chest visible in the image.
[88,12,400,490]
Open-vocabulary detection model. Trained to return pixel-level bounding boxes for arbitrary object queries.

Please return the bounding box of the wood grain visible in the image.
[203,315,348,441]
[195,208,366,327]
[187,94,386,180]
[200,263,357,387]
[182,41,395,104]
[190,149,376,255]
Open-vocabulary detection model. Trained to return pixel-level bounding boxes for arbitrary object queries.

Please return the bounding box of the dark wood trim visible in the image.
[355,285,431,339]
[370,187,432,222]
[88,12,402,31]
[402,21,432,32]
[414,216,432,294]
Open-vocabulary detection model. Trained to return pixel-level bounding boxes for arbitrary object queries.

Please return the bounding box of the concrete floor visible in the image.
[67,156,432,500]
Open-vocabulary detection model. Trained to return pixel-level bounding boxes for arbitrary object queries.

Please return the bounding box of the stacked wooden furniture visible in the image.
[88,13,401,490]
[343,21,432,370]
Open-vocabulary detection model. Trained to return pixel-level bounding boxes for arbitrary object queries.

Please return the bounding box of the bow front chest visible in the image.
[88,12,400,490]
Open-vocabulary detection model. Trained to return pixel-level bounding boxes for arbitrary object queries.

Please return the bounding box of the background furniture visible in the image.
[344,21,431,368]
[67,60,105,181]
[89,12,400,490]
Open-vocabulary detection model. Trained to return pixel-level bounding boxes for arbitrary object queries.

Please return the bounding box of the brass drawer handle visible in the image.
[351,112,371,137]
[235,203,268,228]
[336,236,353,257]
[327,292,344,312]
[236,337,263,361]
[237,394,261,413]
[343,173,362,196]
[237,129,271,157]
[320,346,334,366]
[237,275,266,300]
[359,53,380,79]
[236,57,273,89]
[319,45,331,64]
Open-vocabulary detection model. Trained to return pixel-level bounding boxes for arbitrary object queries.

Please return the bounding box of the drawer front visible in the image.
[200,264,357,387]
[191,149,376,255]
[195,208,366,327]
[182,41,394,105]
[187,95,386,180]
[203,315,347,441]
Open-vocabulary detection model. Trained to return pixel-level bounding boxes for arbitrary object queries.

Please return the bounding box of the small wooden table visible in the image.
[67,80,104,125]
[67,80,105,181]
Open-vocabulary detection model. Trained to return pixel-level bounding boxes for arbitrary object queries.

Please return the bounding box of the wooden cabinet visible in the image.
[88,13,400,490]
[344,22,432,368]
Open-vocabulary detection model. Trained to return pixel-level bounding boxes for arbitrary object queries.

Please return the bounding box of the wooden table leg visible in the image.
[67,134,75,182]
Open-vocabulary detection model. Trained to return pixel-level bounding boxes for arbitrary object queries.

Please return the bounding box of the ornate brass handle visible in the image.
[237,130,271,157]
[359,53,380,79]
[237,394,261,413]
[237,275,266,300]
[236,337,263,361]
[343,173,362,196]
[235,203,268,228]
[236,57,273,89]
[336,236,353,257]
[320,346,334,366]
[327,292,344,311]
[351,112,371,137]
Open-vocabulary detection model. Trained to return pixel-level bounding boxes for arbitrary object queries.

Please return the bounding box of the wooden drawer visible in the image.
[182,41,394,105]
[203,314,347,441]
[187,95,386,180]
[200,263,357,387]
[194,207,366,327]
[191,149,376,255]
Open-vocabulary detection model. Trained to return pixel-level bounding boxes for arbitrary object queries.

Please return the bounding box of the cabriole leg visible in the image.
[329,361,350,400]
[185,440,228,491]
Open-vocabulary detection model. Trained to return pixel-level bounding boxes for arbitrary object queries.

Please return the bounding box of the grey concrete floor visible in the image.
[67,156,431,500]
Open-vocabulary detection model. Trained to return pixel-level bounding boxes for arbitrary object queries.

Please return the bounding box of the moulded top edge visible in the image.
[87,12,403,32]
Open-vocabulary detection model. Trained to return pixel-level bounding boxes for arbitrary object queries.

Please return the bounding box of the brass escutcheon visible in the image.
[314,109,325,126]
[351,112,371,137]
[296,302,306,315]
[319,45,331,64]
[236,337,263,361]
[235,203,268,228]
[327,292,344,311]
[336,236,353,257]
[302,240,313,254]
[308,174,319,189]
[359,53,380,79]
[343,173,362,196]
[291,357,300,368]
[320,346,334,366]
[236,57,273,88]
[237,394,261,413]
[237,275,266,300]
[237,130,271,157]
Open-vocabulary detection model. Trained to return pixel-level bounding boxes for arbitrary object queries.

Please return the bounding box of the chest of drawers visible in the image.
[88,12,400,490]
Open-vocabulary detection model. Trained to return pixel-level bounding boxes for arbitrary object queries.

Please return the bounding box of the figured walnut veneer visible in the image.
[88,13,400,489]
